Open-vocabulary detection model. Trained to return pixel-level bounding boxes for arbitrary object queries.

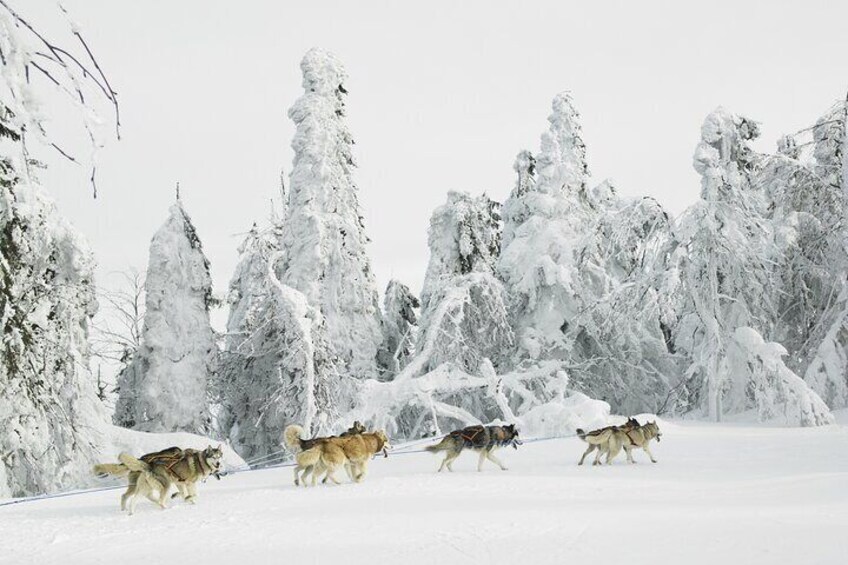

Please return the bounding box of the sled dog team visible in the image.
[94,418,661,514]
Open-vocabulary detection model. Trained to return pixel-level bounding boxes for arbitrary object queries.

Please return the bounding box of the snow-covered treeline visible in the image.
[4,16,846,495]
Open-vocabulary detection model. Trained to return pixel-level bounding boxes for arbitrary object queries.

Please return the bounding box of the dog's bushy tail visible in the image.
[284,424,305,453]
[576,428,587,441]
[118,452,149,473]
[92,463,130,478]
[425,436,453,453]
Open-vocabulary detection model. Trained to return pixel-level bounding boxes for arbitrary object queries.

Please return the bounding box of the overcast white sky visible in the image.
[24,0,848,330]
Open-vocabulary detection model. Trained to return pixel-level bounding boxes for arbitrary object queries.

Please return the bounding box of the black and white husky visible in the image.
[426,424,521,472]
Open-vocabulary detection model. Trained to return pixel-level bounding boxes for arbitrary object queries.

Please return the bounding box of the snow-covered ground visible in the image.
[2,418,846,565]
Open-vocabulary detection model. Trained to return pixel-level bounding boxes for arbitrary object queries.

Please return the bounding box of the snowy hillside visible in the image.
[2,419,846,565]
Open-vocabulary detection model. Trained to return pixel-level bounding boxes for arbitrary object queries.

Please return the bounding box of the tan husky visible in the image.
[283,422,382,486]
[94,445,224,514]
[284,424,389,486]
[576,418,640,466]
[606,420,662,464]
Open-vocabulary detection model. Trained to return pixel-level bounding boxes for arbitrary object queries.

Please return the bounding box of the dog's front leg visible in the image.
[477,450,488,472]
[185,482,198,504]
[486,450,507,471]
[643,444,657,463]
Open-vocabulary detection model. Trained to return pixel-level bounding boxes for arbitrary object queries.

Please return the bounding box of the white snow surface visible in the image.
[2,418,845,565]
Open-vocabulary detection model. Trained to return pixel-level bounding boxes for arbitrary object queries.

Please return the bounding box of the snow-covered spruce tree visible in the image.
[670,108,829,423]
[216,225,342,459]
[498,92,596,362]
[114,201,216,433]
[1,6,118,497]
[418,191,512,375]
[377,279,419,377]
[277,48,382,381]
[569,191,681,415]
[758,99,848,378]
[0,114,105,497]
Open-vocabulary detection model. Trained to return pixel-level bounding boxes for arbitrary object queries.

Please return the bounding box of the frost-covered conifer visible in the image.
[570,193,680,414]
[758,99,848,377]
[277,48,382,382]
[0,109,104,497]
[377,280,419,376]
[114,202,216,433]
[418,191,512,374]
[673,108,777,421]
[0,7,119,497]
[217,224,342,458]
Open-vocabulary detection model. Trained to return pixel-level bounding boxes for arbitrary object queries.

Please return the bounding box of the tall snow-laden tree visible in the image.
[0,120,105,497]
[569,191,680,415]
[418,191,512,375]
[498,92,596,362]
[114,202,216,433]
[216,224,342,459]
[377,279,419,377]
[1,4,118,497]
[797,96,848,407]
[277,48,382,382]
[758,99,848,377]
[672,108,794,421]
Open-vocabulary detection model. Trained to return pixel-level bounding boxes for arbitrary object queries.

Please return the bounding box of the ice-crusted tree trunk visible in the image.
[216,224,342,459]
[114,202,216,433]
[277,48,382,383]
[498,92,596,362]
[377,280,419,377]
[673,108,779,422]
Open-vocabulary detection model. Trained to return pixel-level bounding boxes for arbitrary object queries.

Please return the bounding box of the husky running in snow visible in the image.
[283,422,387,486]
[93,445,224,514]
[426,424,521,472]
[577,419,662,465]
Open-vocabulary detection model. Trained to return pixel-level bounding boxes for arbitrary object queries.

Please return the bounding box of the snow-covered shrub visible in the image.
[114,202,216,434]
[727,327,833,426]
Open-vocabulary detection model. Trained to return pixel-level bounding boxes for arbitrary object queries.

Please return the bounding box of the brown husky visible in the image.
[93,445,224,514]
